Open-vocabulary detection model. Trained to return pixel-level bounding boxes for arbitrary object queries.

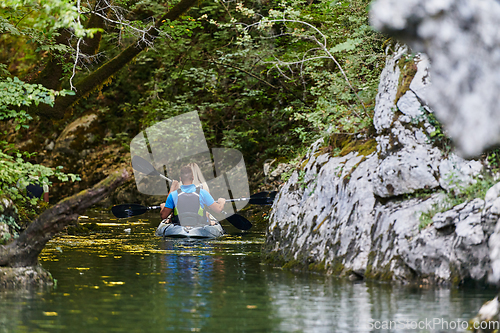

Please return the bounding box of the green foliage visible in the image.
[453,176,496,203]
[103,132,131,150]
[0,76,74,129]
[484,147,500,172]
[418,175,497,230]
[0,214,20,241]
[487,151,500,169]
[0,145,80,204]
[280,169,293,182]
[160,16,202,39]
[418,202,443,230]
[0,0,87,215]
[100,0,385,175]
[329,38,363,54]
[0,0,387,193]
[240,0,384,144]
[296,170,306,188]
[417,110,453,152]
[1,0,100,38]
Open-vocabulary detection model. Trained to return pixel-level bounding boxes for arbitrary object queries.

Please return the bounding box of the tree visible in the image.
[0,0,200,119]
[0,168,129,267]
[2,0,386,197]
[0,0,202,208]
[0,1,91,219]
[0,1,131,263]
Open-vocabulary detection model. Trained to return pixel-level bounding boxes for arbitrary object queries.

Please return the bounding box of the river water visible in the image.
[0,211,497,332]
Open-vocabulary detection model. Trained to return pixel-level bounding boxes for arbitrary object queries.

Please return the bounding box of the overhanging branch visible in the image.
[0,168,129,267]
[37,0,200,118]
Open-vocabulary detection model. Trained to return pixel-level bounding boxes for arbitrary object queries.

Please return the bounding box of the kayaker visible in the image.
[17,159,50,203]
[159,165,226,226]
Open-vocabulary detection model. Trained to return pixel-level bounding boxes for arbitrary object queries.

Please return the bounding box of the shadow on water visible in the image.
[0,210,497,332]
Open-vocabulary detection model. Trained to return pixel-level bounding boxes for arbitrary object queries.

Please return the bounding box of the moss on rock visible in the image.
[0,266,54,290]
[395,55,418,103]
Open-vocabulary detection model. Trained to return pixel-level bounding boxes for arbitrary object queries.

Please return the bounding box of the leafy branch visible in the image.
[0,77,74,130]
[0,147,81,206]
[242,17,367,116]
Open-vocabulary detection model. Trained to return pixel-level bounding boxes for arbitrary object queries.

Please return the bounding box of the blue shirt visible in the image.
[165,184,215,210]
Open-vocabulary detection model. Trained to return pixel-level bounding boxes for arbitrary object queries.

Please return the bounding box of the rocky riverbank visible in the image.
[263,45,496,286]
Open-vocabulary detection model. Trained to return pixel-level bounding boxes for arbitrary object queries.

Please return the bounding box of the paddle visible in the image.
[246,191,277,205]
[131,155,172,182]
[111,203,162,219]
[221,211,252,230]
[111,204,253,230]
[250,191,277,199]
[227,197,273,205]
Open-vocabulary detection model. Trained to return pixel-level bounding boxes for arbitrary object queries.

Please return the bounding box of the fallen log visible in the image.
[0,168,129,268]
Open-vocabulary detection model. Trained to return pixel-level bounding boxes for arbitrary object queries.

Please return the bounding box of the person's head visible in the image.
[187,162,210,193]
[180,165,194,183]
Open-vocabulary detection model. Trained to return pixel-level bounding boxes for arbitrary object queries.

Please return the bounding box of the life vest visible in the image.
[26,183,44,199]
[172,187,207,226]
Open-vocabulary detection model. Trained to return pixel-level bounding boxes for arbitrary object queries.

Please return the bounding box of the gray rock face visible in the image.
[0,222,10,244]
[0,266,54,289]
[0,197,18,245]
[370,0,500,158]
[53,113,99,156]
[265,47,492,285]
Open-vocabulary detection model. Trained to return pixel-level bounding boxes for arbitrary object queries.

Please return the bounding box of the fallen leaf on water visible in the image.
[103,281,125,286]
[43,312,58,316]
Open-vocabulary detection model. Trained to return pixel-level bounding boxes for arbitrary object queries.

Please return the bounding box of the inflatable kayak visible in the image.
[155,220,224,239]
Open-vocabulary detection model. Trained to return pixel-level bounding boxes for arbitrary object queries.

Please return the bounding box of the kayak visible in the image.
[155,220,224,239]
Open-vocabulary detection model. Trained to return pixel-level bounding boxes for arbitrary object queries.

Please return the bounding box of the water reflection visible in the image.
[158,240,224,331]
[265,275,495,333]
[0,214,496,333]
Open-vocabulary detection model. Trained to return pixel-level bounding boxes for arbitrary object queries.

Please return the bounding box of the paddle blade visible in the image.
[250,191,277,199]
[250,191,269,198]
[131,155,162,177]
[248,197,274,205]
[248,191,276,205]
[225,213,252,230]
[111,204,148,218]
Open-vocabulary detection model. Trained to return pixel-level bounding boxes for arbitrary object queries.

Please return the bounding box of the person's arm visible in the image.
[208,198,226,214]
[160,193,175,220]
[160,180,178,219]
[160,203,172,220]
[168,180,179,194]
[42,184,49,203]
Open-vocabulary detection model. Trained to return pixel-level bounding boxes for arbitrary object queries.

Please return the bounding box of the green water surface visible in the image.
[0,212,496,332]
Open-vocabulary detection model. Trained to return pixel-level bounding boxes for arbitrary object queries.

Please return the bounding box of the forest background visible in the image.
[0,0,386,229]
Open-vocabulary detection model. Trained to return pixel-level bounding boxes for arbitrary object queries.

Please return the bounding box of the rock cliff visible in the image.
[264,45,495,285]
[370,0,500,158]
[366,0,500,327]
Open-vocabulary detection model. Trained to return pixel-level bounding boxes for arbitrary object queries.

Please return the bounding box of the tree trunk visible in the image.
[79,0,108,57]
[31,29,71,90]
[32,1,107,89]
[0,168,129,267]
[36,0,200,119]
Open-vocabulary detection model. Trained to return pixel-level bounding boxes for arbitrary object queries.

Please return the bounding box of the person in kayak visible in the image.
[17,159,50,203]
[159,165,226,226]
